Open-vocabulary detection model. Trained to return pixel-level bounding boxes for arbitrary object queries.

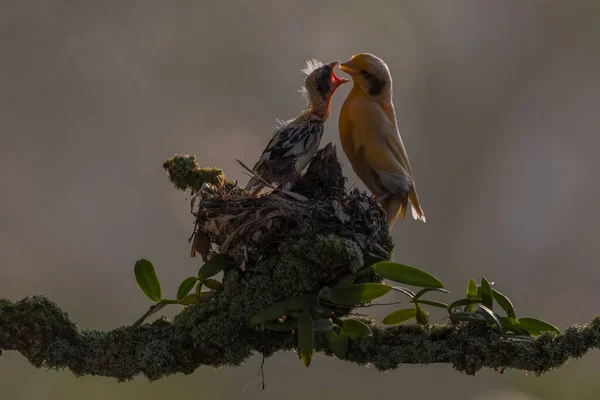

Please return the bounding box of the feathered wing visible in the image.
[245,120,324,195]
[339,92,425,225]
[380,107,426,223]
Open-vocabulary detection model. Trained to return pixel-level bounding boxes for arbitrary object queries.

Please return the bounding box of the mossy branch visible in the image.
[1,145,598,381]
[1,296,599,381]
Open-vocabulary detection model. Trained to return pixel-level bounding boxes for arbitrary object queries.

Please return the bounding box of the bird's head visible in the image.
[338,53,392,100]
[301,60,349,112]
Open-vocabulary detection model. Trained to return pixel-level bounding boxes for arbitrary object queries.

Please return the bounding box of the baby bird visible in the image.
[338,53,425,226]
[245,60,349,196]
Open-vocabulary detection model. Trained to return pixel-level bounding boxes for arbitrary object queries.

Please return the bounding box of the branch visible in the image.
[1,296,599,381]
[2,144,598,381]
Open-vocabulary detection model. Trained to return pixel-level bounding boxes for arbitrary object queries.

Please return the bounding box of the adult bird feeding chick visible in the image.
[244,60,349,196]
[338,53,425,227]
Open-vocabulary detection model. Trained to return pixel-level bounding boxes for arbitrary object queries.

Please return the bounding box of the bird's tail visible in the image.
[408,187,426,223]
[380,193,407,227]
[381,188,426,227]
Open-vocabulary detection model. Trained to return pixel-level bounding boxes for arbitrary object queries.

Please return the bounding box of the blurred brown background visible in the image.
[1,1,599,399]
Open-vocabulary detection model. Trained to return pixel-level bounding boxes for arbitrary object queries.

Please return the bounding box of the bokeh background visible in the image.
[1,1,599,399]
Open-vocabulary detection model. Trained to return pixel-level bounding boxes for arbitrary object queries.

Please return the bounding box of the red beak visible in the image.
[327,61,350,89]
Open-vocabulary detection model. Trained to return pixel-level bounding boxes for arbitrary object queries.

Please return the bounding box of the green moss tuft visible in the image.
[163,154,226,192]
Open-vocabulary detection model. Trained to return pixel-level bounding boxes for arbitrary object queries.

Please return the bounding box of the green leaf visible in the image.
[447,298,482,311]
[480,278,494,309]
[336,275,357,287]
[466,279,478,312]
[466,279,478,297]
[382,308,417,325]
[414,287,450,299]
[326,331,348,360]
[477,305,503,334]
[449,311,487,324]
[298,309,314,367]
[264,319,297,331]
[288,293,319,310]
[415,305,430,325]
[176,277,198,301]
[198,291,217,303]
[373,262,444,288]
[249,299,289,324]
[134,259,162,302]
[492,289,516,319]
[518,318,560,335]
[198,254,233,279]
[178,293,200,305]
[329,283,392,306]
[392,286,416,299]
[342,319,372,340]
[499,317,529,335]
[411,299,449,309]
[203,278,224,292]
[313,318,334,332]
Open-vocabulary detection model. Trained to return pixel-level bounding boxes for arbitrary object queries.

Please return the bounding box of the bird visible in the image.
[337,53,425,226]
[292,143,346,199]
[244,60,349,196]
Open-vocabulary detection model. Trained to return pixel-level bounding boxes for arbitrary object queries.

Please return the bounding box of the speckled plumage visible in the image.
[245,60,348,196]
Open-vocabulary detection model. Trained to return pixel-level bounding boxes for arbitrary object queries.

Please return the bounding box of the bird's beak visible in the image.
[327,61,350,88]
[338,60,357,75]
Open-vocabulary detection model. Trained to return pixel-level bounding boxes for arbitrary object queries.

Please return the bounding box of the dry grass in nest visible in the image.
[188,144,393,270]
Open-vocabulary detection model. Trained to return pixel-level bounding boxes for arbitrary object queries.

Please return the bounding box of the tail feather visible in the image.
[408,188,426,222]
[380,193,407,228]
[380,188,426,227]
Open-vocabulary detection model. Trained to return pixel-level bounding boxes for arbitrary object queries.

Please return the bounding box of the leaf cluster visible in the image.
[133,255,233,326]
[134,258,558,368]
[247,262,559,367]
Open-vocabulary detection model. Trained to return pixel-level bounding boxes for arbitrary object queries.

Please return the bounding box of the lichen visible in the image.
[162,154,226,192]
[2,146,599,381]
[2,296,600,380]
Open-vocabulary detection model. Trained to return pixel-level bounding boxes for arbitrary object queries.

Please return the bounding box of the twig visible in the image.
[235,159,308,202]
[132,301,170,327]
[359,301,404,308]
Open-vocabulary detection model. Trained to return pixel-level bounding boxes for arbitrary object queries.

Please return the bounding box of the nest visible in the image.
[188,143,393,272]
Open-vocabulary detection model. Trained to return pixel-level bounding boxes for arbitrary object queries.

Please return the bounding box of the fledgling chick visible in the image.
[338,53,425,226]
[292,143,346,199]
[245,60,349,196]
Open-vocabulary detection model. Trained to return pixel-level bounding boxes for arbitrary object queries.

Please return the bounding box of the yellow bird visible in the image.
[338,53,425,226]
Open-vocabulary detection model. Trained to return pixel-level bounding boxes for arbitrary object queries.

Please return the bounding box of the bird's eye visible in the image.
[360,70,369,76]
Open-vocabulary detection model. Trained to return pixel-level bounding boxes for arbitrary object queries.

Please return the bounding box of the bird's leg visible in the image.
[373,192,392,203]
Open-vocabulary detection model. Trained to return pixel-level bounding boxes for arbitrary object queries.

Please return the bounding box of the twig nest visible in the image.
[189,143,393,284]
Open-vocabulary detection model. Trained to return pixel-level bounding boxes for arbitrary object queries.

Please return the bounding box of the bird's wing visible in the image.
[253,121,324,177]
[378,102,415,178]
[252,121,324,172]
[340,95,413,194]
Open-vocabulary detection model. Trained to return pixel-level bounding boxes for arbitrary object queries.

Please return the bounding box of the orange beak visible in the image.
[326,61,350,89]
[338,59,357,75]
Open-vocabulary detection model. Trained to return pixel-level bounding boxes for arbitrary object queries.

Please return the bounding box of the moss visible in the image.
[3,151,600,381]
[0,296,78,367]
[301,233,364,274]
[162,154,226,192]
[165,229,377,369]
[2,296,600,380]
